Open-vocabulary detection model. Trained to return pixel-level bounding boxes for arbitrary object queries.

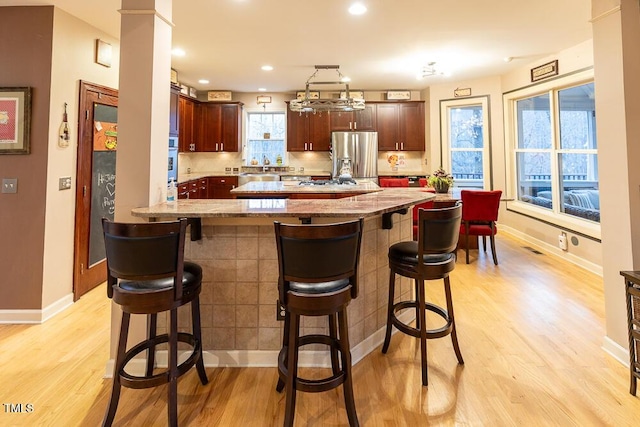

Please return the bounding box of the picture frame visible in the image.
[257,95,272,104]
[208,91,232,101]
[386,90,411,100]
[531,60,559,82]
[95,39,112,68]
[296,91,320,100]
[0,87,31,155]
[340,90,364,100]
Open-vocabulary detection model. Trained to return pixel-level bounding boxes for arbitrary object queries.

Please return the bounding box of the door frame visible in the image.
[72,81,118,301]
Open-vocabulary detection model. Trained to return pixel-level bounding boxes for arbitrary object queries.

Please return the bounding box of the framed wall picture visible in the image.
[208,91,232,101]
[0,87,31,155]
[95,39,112,67]
[531,60,559,82]
[386,90,411,100]
[340,90,364,99]
[296,91,320,100]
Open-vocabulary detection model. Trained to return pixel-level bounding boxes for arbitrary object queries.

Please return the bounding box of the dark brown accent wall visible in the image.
[0,6,54,309]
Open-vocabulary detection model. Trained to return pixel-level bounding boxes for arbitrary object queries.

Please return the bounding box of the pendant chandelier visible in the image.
[289,65,365,113]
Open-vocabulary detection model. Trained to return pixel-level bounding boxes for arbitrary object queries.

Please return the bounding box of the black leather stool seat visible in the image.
[389,241,456,267]
[289,279,350,294]
[118,262,202,292]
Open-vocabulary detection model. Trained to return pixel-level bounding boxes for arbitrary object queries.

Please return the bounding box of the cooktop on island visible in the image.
[299,178,358,186]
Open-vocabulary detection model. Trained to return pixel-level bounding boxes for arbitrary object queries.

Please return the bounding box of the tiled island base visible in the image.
[156,214,414,367]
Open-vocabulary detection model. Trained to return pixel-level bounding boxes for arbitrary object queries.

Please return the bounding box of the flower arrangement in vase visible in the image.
[427,167,454,193]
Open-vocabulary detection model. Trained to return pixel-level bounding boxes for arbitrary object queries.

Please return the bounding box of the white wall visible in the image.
[42,8,119,308]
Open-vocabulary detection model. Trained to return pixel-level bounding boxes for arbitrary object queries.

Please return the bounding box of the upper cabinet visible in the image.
[178,95,198,152]
[169,86,180,137]
[330,104,376,131]
[201,102,243,152]
[376,101,425,151]
[286,109,331,151]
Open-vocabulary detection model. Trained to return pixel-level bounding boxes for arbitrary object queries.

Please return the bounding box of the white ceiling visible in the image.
[4,0,593,93]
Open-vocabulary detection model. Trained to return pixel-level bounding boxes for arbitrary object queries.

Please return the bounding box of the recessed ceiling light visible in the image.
[503,57,513,63]
[261,65,274,71]
[348,2,367,15]
[171,48,185,57]
[198,79,209,84]
[258,88,267,92]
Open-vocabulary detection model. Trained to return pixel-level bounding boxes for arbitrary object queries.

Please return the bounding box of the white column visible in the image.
[592,0,640,359]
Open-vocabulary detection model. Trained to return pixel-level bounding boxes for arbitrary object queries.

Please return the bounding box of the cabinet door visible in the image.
[197,178,208,198]
[188,180,199,199]
[177,183,189,199]
[376,103,400,151]
[169,87,180,137]
[354,104,376,130]
[178,97,195,152]
[399,102,425,151]
[287,111,308,151]
[308,112,331,151]
[220,104,241,152]
[330,111,355,131]
[201,103,222,152]
[208,176,238,199]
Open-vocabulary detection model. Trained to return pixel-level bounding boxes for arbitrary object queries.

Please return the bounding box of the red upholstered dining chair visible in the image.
[412,188,435,240]
[459,190,502,265]
[379,177,409,187]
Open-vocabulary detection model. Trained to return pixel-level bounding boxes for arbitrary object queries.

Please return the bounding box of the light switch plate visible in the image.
[2,178,18,193]
[58,176,72,190]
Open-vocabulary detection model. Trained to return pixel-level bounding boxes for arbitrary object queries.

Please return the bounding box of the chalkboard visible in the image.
[89,150,116,266]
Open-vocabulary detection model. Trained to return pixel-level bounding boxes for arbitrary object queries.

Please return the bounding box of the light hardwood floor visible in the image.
[1,233,638,426]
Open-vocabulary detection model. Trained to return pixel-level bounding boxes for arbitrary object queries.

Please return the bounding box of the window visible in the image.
[505,69,599,237]
[245,112,286,166]
[440,96,491,189]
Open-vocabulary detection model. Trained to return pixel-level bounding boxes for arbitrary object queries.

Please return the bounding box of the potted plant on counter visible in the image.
[427,167,454,193]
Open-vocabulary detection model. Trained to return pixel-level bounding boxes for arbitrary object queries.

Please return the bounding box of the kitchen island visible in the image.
[131,188,435,368]
[230,179,381,199]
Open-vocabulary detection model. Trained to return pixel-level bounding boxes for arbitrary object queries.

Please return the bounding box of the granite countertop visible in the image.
[177,170,332,184]
[230,180,380,195]
[378,170,429,176]
[131,188,436,219]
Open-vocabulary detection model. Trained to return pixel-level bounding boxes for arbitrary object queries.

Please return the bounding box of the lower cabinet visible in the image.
[208,176,238,199]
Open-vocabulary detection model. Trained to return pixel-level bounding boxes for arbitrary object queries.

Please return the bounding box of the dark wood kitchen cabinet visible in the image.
[286,109,331,151]
[376,101,425,151]
[169,86,180,137]
[208,176,238,199]
[330,103,376,131]
[178,96,199,152]
[201,102,242,152]
[177,182,190,199]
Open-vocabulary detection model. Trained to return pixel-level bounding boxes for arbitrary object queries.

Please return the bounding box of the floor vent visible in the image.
[523,246,543,255]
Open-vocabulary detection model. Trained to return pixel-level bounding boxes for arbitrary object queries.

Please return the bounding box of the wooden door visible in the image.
[220,103,240,151]
[73,81,118,300]
[376,103,400,150]
[399,102,425,151]
[202,103,222,151]
[286,110,308,151]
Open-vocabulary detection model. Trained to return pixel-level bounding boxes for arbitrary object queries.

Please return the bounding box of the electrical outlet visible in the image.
[558,233,568,251]
[276,299,286,321]
[58,176,72,190]
[2,178,17,193]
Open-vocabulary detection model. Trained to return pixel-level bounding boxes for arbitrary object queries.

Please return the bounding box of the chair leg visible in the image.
[490,234,499,265]
[102,311,130,427]
[338,309,359,427]
[191,297,209,385]
[417,279,428,386]
[328,313,340,376]
[482,236,487,252]
[414,279,421,330]
[382,268,397,353]
[284,313,300,427]
[168,309,178,427]
[444,277,464,365]
[276,312,290,393]
[465,230,470,264]
[146,313,157,377]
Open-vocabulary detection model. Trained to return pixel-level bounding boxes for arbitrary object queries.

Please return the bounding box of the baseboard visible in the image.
[602,335,630,367]
[0,293,74,324]
[500,225,603,276]
[104,310,416,378]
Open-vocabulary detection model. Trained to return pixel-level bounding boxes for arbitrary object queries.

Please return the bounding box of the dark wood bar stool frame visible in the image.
[382,204,464,386]
[101,218,208,427]
[620,271,640,396]
[274,218,364,427]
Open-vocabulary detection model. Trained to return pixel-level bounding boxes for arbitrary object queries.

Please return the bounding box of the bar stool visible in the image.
[382,203,463,386]
[620,271,640,396]
[101,218,208,427]
[274,218,364,427]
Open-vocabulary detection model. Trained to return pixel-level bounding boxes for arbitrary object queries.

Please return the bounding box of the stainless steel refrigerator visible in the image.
[331,131,378,179]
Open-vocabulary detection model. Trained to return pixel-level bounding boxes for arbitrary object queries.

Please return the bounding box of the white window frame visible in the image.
[503,68,600,239]
[440,96,492,189]
[243,108,287,165]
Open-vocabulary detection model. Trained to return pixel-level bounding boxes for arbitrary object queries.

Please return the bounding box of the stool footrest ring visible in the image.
[119,332,202,389]
[391,300,453,339]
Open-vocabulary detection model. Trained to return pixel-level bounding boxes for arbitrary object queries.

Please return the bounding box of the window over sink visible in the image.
[245,111,286,166]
